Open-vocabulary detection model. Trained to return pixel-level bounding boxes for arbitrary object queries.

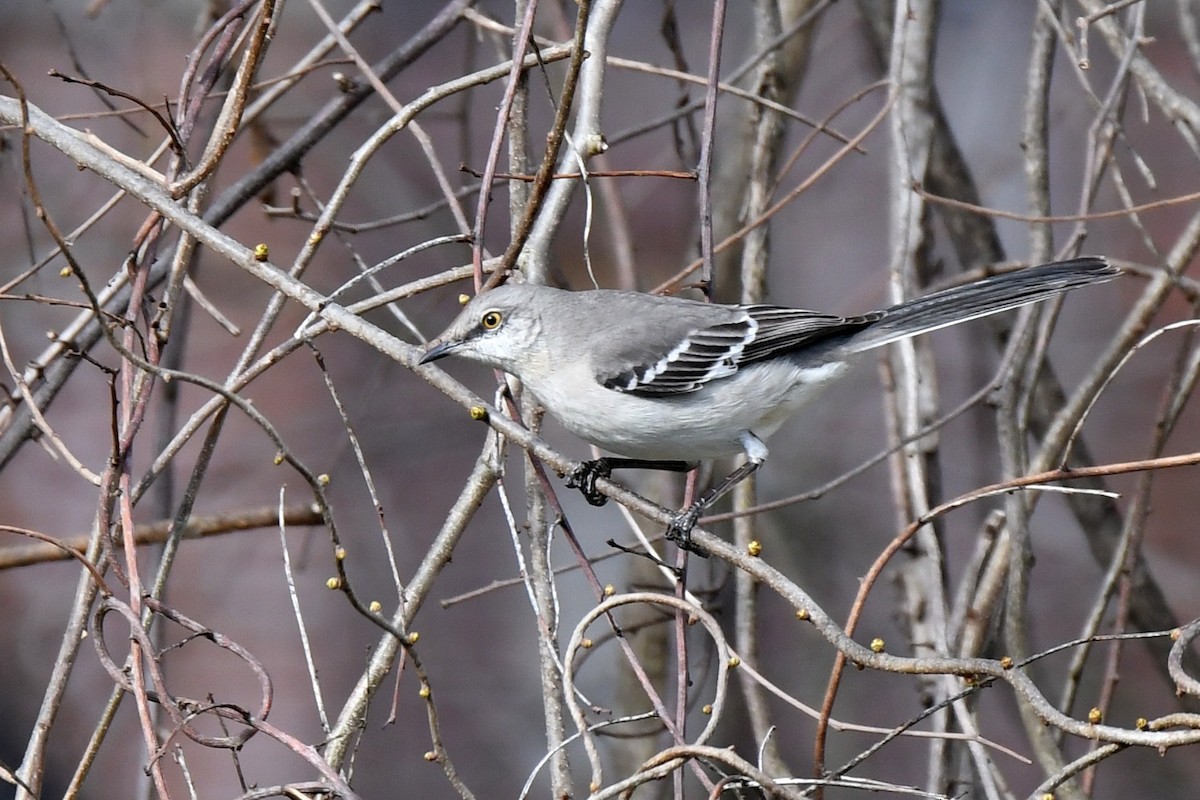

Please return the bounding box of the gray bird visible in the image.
[421,257,1118,546]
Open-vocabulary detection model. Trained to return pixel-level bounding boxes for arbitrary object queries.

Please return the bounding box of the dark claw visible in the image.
[568,458,709,557]
[665,505,708,557]
[567,460,612,507]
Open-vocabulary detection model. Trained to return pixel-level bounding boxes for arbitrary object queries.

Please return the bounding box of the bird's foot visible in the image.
[666,505,709,557]
[566,459,612,507]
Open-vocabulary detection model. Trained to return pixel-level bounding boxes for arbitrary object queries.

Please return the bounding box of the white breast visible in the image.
[521,358,850,461]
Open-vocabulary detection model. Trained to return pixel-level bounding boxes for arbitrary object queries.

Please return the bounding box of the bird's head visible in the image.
[419,284,546,377]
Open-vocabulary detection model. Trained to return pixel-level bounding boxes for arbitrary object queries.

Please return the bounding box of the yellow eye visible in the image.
[481,310,503,330]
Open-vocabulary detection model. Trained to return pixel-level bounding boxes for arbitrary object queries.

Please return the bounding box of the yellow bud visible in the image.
[1136,717,1148,730]
[581,638,593,649]
[728,656,741,669]
[1000,656,1014,669]
[747,540,762,557]
[795,608,810,621]
[318,473,331,486]
[458,293,471,306]
[335,546,346,561]
[1088,707,1102,724]
[253,243,269,262]
[424,751,437,762]
[326,577,341,590]
[60,266,72,277]
[702,704,713,715]
[369,600,382,613]
[469,406,488,421]
[308,231,323,246]
[419,685,431,699]
[273,452,284,465]
[870,638,885,653]
[603,584,615,596]
[407,631,420,644]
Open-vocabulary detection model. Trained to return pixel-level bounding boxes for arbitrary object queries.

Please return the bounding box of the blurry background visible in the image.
[0,1,1197,798]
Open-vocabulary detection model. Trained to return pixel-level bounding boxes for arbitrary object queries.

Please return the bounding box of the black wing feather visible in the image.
[600,317,758,395]
[737,305,881,363]
[600,306,882,396]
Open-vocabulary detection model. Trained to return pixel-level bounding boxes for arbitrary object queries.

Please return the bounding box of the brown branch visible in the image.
[0,504,321,570]
[47,70,184,155]
[459,164,695,181]
[916,183,1200,223]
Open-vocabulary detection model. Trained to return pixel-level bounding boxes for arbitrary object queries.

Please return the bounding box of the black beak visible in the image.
[419,340,458,365]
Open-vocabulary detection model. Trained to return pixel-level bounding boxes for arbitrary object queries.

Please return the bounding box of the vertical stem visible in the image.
[883,0,958,796]
[1004,5,1084,797]
[696,0,728,295]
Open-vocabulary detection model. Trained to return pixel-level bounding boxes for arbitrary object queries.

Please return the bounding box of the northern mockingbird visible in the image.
[421,257,1117,544]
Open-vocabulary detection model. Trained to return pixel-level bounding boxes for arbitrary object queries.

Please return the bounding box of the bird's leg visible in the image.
[665,460,760,553]
[566,458,693,506]
[667,432,768,554]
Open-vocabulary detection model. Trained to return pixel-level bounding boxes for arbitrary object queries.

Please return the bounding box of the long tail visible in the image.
[843,257,1119,354]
